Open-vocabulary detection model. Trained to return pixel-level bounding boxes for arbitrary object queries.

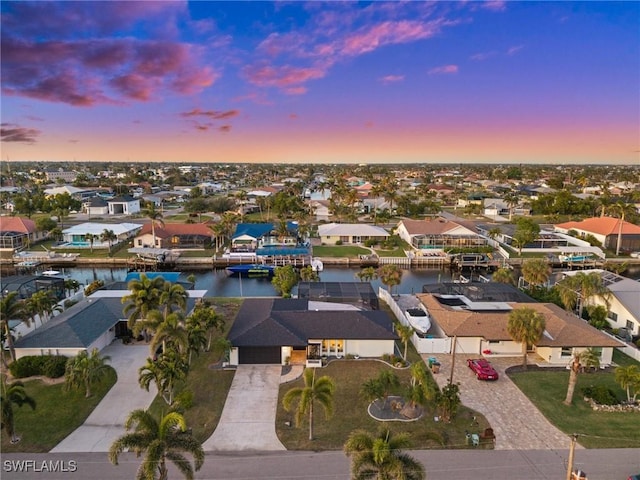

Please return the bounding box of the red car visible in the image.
[467,358,499,381]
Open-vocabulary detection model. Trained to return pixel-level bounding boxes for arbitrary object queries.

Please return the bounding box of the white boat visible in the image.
[405,307,431,334]
[311,258,324,272]
[41,269,61,276]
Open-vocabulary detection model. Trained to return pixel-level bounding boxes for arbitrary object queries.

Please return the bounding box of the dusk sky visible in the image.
[1,1,638,165]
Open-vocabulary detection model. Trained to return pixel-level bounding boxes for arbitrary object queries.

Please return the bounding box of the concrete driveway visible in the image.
[425,354,576,450]
[51,342,156,453]
[202,365,286,451]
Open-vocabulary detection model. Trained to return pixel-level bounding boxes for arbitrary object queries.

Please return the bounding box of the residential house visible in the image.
[230,222,306,256]
[415,292,622,366]
[61,222,142,247]
[0,216,43,251]
[45,170,77,183]
[317,223,389,245]
[227,298,398,367]
[44,185,97,201]
[84,196,109,216]
[396,218,485,252]
[554,216,640,253]
[107,195,141,215]
[133,222,214,249]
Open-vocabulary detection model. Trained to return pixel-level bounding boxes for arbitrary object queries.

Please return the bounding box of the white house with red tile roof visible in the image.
[0,216,43,250]
[554,216,640,253]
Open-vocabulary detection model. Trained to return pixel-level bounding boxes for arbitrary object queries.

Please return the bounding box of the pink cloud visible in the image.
[481,1,507,12]
[342,20,441,56]
[428,64,459,75]
[379,75,405,85]
[242,64,326,91]
[181,109,240,120]
[219,125,232,133]
[110,74,157,101]
[507,45,524,56]
[470,51,496,61]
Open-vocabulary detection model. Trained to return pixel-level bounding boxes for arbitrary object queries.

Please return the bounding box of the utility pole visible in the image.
[449,335,457,385]
[566,433,579,480]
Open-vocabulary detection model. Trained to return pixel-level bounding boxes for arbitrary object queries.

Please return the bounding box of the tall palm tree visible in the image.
[149,312,189,358]
[109,409,204,480]
[85,233,97,253]
[395,323,414,361]
[507,307,546,369]
[139,349,189,406]
[27,290,61,325]
[122,274,165,332]
[1,378,36,444]
[100,229,118,255]
[282,368,335,441]
[143,202,165,249]
[520,258,552,288]
[492,267,515,286]
[556,272,611,318]
[0,292,26,364]
[189,302,224,351]
[64,348,112,398]
[611,201,635,256]
[356,266,378,282]
[344,427,425,480]
[158,282,188,320]
[185,315,208,364]
[564,349,600,406]
[378,264,403,294]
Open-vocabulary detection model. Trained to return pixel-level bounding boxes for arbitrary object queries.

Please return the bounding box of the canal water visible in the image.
[47,264,640,298]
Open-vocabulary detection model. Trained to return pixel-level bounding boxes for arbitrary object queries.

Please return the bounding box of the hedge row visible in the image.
[8,355,68,379]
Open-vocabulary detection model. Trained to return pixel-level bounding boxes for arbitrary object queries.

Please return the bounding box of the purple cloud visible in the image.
[242,64,326,94]
[0,123,41,144]
[379,75,405,85]
[181,108,240,120]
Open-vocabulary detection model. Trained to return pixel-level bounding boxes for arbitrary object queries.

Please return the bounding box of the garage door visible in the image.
[239,347,281,364]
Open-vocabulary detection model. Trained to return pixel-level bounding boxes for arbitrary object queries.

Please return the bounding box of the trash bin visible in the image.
[431,362,441,374]
[428,357,437,367]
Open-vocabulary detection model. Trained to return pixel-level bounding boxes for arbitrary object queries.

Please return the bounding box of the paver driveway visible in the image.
[51,343,155,453]
[202,365,286,451]
[425,354,577,450]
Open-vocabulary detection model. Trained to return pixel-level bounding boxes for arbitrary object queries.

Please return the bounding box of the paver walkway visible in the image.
[202,365,286,451]
[51,342,155,453]
[425,353,579,450]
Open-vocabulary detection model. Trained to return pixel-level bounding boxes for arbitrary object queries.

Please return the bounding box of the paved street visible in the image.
[3,449,639,480]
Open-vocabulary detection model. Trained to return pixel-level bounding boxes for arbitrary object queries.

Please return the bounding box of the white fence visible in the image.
[602,330,640,363]
[378,288,450,354]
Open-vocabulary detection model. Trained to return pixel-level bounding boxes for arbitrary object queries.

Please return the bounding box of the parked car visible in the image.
[467,358,499,381]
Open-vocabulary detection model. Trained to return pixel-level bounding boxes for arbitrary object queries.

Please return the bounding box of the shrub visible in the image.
[582,385,619,406]
[64,299,78,309]
[335,240,343,246]
[8,355,69,378]
[364,239,378,248]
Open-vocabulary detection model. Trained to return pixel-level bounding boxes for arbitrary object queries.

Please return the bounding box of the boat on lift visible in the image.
[225,264,275,276]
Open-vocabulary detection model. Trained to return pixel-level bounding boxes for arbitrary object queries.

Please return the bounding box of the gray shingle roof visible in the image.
[15,298,125,349]
[228,298,397,347]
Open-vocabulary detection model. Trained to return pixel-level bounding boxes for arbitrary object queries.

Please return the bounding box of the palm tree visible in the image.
[109,409,204,480]
[122,274,165,332]
[564,349,601,405]
[143,202,165,248]
[299,265,320,282]
[556,272,610,318]
[64,278,81,297]
[1,378,36,444]
[100,229,118,255]
[507,307,546,369]
[271,265,298,298]
[344,428,425,480]
[158,281,188,320]
[149,312,189,358]
[611,201,635,256]
[189,302,224,351]
[356,266,378,282]
[395,323,414,361]
[492,267,515,286]
[85,233,97,253]
[282,368,335,441]
[185,314,208,364]
[614,365,640,404]
[521,258,551,288]
[139,349,189,406]
[26,290,61,325]
[1,292,26,364]
[436,380,461,422]
[378,264,403,294]
[64,348,112,398]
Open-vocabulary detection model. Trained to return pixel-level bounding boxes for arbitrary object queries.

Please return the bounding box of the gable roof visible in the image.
[15,298,124,349]
[0,216,37,234]
[417,294,621,347]
[228,298,397,348]
[317,223,389,237]
[555,217,640,236]
[606,277,640,318]
[399,218,477,236]
[138,222,213,238]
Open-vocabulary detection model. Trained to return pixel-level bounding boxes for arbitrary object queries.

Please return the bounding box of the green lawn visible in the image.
[313,245,370,257]
[509,366,640,448]
[0,368,117,453]
[275,345,493,451]
[374,247,407,257]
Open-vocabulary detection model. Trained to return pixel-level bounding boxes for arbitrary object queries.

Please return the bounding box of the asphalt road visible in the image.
[3,449,639,480]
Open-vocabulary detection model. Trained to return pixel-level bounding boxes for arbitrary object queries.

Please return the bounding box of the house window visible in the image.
[560,347,573,357]
[487,340,500,344]
[626,320,634,332]
[137,240,142,246]
[608,311,618,322]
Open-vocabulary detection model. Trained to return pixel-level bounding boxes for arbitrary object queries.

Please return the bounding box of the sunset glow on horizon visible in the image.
[1,1,638,165]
